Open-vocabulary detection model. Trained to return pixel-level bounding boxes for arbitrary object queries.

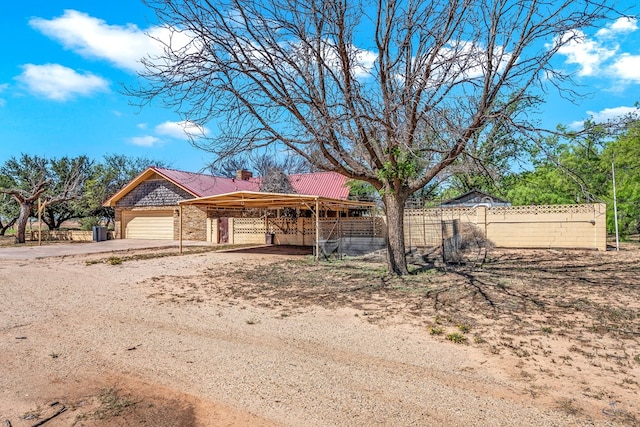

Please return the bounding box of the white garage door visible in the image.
[123,211,174,239]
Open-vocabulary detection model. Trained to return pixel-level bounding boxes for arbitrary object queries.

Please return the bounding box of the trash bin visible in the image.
[92,226,107,242]
[265,233,274,245]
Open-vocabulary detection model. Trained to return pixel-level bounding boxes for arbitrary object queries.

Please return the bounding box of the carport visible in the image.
[177,191,376,260]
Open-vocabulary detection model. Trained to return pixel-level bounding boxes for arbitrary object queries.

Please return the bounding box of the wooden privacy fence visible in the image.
[404,203,607,251]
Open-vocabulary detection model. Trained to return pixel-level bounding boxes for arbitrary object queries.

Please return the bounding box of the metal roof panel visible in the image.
[154,167,259,197]
[287,171,349,200]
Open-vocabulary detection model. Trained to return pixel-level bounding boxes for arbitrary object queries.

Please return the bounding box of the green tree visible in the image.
[504,129,607,205]
[445,101,528,197]
[0,155,88,243]
[602,121,640,237]
[134,0,616,274]
[0,193,19,236]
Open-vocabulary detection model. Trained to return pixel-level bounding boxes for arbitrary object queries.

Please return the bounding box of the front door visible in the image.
[218,218,229,243]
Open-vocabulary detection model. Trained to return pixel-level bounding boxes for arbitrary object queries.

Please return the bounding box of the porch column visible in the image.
[315,198,319,262]
[179,204,183,254]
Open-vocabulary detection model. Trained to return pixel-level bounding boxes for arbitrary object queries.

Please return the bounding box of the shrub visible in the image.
[446,332,467,344]
[80,216,101,231]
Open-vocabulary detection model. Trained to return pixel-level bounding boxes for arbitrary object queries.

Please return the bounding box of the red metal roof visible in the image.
[287,171,349,199]
[154,167,259,197]
[154,167,348,199]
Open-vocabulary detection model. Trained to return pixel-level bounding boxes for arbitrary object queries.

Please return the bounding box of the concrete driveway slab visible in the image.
[0,239,213,260]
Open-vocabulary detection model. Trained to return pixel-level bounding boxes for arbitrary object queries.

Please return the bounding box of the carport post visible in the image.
[38,198,42,246]
[179,204,183,254]
[315,198,319,262]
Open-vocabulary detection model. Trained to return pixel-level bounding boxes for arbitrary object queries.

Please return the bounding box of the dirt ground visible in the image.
[0,244,638,426]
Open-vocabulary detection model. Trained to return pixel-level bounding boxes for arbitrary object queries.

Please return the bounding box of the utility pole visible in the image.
[612,161,619,251]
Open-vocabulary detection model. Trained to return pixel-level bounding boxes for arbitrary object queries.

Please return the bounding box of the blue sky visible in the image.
[1,2,639,172]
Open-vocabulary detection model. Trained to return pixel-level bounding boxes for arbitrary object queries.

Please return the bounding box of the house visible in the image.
[438,189,511,208]
[103,167,354,241]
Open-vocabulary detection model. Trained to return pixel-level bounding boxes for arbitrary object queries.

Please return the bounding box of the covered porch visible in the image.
[177,191,383,260]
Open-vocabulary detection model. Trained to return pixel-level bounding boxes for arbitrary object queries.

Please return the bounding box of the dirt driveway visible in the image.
[0,246,638,426]
[0,239,212,259]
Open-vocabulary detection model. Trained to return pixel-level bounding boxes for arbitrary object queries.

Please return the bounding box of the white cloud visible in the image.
[569,105,639,129]
[596,17,638,37]
[588,106,639,122]
[352,47,377,79]
[16,63,108,101]
[29,10,189,73]
[0,83,8,107]
[555,30,616,76]
[611,54,640,83]
[555,18,640,82]
[440,40,512,81]
[242,38,377,81]
[155,120,208,139]
[130,135,160,147]
[128,120,206,149]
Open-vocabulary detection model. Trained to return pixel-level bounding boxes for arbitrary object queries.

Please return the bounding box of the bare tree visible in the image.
[208,151,311,178]
[260,167,296,194]
[134,0,618,274]
[41,156,94,230]
[0,155,90,244]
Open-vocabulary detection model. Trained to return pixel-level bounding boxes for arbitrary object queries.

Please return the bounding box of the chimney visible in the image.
[236,169,253,181]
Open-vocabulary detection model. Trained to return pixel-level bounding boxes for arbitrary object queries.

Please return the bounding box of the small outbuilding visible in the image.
[439,189,511,208]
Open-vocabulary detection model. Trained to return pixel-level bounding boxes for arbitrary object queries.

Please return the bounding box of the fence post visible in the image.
[477,206,488,238]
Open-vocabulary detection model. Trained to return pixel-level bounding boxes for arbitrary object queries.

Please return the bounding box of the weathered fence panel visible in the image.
[29,230,95,242]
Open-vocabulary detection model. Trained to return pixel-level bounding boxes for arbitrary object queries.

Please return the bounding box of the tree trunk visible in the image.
[15,203,32,244]
[383,192,409,275]
[43,209,65,230]
[0,218,17,236]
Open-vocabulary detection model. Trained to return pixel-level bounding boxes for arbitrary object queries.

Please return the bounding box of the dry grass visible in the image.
[141,245,640,422]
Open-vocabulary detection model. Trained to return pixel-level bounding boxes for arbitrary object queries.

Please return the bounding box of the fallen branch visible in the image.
[30,403,66,427]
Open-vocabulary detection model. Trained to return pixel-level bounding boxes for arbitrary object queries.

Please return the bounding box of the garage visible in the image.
[122,211,175,239]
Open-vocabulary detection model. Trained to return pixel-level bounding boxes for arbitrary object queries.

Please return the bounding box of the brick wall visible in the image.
[179,205,207,240]
[114,208,121,239]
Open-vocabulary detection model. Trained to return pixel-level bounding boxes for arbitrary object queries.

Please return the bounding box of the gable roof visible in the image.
[439,189,510,207]
[103,167,350,207]
[156,167,260,196]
